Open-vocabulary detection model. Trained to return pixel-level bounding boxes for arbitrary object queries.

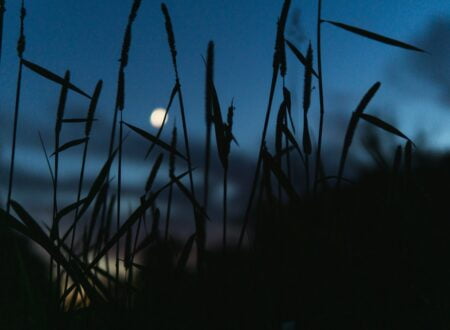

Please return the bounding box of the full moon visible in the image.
[150,108,168,128]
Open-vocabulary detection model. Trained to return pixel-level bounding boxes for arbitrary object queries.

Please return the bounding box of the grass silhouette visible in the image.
[1,0,446,329]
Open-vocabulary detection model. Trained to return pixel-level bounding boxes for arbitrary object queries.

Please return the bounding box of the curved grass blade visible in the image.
[21,59,90,98]
[50,137,88,156]
[124,122,187,161]
[358,113,413,144]
[323,20,426,53]
[337,82,381,187]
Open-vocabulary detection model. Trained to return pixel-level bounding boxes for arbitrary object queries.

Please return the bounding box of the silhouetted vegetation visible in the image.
[2,0,448,329]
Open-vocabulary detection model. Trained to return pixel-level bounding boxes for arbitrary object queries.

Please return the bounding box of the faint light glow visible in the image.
[150,108,168,128]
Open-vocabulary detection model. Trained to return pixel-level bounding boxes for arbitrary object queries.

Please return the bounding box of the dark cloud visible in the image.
[410,18,450,106]
[390,17,450,107]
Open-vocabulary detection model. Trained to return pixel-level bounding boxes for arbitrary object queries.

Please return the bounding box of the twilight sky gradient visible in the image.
[0,0,449,232]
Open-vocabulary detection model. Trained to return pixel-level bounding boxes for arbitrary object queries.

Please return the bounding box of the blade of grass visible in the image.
[21,59,90,98]
[337,82,381,188]
[161,3,206,272]
[6,0,26,213]
[50,137,88,156]
[285,39,319,78]
[124,122,187,160]
[322,19,426,53]
[358,113,413,144]
[238,0,291,250]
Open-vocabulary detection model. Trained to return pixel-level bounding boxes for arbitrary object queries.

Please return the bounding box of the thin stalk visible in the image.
[237,0,291,250]
[161,4,204,272]
[7,0,26,213]
[7,61,23,213]
[237,70,279,250]
[313,0,325,192]
[204,41,214,212]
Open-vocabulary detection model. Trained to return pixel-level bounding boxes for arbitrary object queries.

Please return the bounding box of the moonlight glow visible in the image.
[150,108,168,128]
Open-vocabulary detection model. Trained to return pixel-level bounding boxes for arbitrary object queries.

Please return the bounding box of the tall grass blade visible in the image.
[358,113,413,143]
[323,20,426,53]
[337,82,381,187]
[6,1,26,213]
[124,122,187,160]
[50,137,88,156]
[21,59,90,98]
[238,0,291,249]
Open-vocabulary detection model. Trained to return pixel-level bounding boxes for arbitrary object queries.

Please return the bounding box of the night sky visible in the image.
[0,0,449,238]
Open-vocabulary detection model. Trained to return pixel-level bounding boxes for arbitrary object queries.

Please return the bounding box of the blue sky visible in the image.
[0,0,449,233]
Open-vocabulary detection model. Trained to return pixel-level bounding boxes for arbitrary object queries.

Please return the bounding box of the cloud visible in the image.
[391,17,450,107]
[411,18,450,106]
